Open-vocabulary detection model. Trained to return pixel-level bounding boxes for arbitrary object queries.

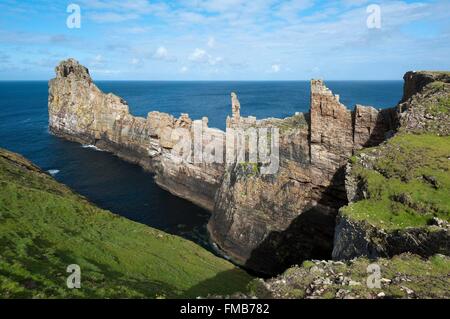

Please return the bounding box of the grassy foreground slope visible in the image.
[0,148,252,298]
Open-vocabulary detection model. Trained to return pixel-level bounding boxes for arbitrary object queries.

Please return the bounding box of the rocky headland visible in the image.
[49,59,225,212]
[49,59,449,280]
[333,74,450,260]
[247,72,449,299]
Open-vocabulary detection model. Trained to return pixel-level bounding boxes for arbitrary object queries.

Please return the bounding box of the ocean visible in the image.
[0,80,403,249]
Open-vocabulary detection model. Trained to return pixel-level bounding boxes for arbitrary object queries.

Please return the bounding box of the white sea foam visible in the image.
[47,169,60,176]
[82,144,103,151]
[211,242,231,260]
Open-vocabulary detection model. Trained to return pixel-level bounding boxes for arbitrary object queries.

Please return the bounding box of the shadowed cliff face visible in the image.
[209,80,398,275]
[333,75,450,262]
[49,59,400,275]
[401,71,450,103]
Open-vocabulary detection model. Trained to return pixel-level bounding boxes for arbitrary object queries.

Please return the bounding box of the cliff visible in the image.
[49,59,224,212]
[209,80,398,274]
[0,148,252,298]
[333,73,450,260]
[401,71,450,103]
[246,72,450,299]
[49,59,402,275]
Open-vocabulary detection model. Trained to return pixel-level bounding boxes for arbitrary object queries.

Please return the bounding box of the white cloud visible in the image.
[209,56,223,66]
[270,64,281,73]
[124,26,152,34]
[153,46,168,59]
[89,12,139,23]
[152,46,177,62]
[180,66,188,73]
[90,68,121,75]
[81,0,152,11]
[196,0,247,13]
[83,0,168,23]
[90,54,104,66]
[207,36,216,48]
[189,48,208,62]
[276,0,314,21]
[2,0,450,80]
[342,0,371,8]
[189,48,223,66]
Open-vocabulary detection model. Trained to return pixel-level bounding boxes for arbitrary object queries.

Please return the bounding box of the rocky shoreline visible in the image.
[49,59,449,278]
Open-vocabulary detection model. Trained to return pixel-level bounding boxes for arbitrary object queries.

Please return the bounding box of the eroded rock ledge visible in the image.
[209,80,398,274]
[333,74,450,261]
[49,59,399,275]
[49,59,224,212]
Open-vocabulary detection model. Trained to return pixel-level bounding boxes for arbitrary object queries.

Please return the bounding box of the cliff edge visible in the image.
[333,73,450,260]
[243,72,450,298]
[49,58,225,212]
[49,59,447,276]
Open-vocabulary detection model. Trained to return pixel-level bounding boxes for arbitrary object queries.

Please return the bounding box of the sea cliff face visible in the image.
[50,59,411,275]
[49,59,225,212]
[333,73,450,261]
[208,80,398,274]
[246,72,450,298]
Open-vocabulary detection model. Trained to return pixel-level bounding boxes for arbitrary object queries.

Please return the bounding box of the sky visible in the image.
[0,0,449,80]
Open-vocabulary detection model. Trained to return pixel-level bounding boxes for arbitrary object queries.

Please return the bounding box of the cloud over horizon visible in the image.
[0,0,449,80]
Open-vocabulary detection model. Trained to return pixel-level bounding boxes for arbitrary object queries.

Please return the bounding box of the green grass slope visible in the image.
[344,133,450,230]
[0,148,252,298]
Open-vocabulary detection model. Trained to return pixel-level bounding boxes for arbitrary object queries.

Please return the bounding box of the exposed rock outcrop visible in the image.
[333,214,449,260]
[333,75,450,261]
[247,253,450,299]
[49,59,404,275]
[401,71,450,103]
[353,105,398,148]
[398,73,450,135]
[49,58,225,211]
[208,80,398,275]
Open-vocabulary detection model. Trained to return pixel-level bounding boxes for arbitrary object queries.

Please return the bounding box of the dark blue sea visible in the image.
[0,81,403,249]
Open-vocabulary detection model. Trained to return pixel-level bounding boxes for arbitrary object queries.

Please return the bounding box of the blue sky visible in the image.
[0,0,449,80]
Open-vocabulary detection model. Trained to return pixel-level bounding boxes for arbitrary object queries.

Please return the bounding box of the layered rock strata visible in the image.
[49,59,225,211]
[208,80,398,274]
[401,71,450,103]
[49,59,399,275]
[333,72,450,260]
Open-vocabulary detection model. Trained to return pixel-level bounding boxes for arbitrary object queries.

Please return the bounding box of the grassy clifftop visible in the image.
[332,75,450,261]
[344,133,450,230]
[0,148,252,298]
[343,78,450,230]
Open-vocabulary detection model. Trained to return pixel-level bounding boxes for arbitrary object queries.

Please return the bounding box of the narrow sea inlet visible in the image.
[0,80,402,250]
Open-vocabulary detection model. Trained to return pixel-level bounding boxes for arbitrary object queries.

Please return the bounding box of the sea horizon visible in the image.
[0,0,449,303]
[0,79,404,251]
[0,79,405,82]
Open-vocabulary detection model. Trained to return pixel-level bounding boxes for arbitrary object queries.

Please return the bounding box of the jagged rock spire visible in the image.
[55,58,91,82]
[231,92,240,120]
